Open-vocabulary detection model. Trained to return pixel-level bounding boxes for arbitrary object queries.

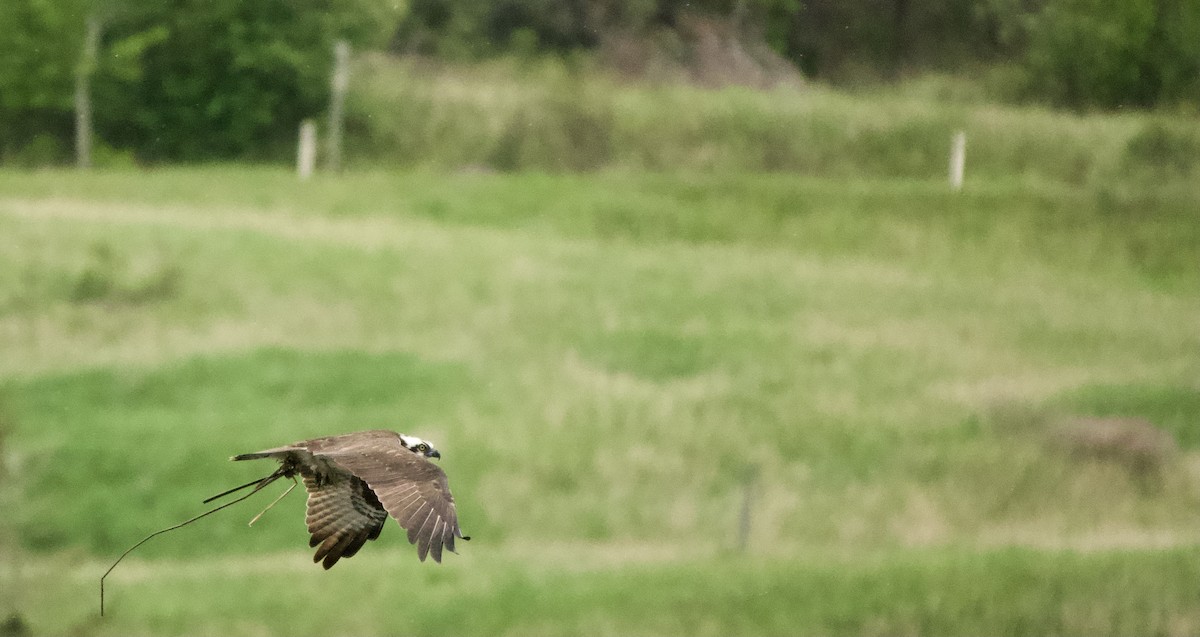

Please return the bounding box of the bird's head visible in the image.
[398,433,441,459]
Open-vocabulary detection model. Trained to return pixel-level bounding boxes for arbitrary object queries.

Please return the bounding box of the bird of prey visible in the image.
[231,430,469,568]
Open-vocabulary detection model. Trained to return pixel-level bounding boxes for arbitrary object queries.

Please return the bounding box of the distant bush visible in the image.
[97,0,402,161]
[1123,119,1200,178]
[1022,0,1200,109]
[488,76,614,171]
[0,0,403,163]
[68,242,181,305]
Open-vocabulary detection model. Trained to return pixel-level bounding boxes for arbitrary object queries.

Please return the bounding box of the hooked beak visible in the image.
[429,449,441,460]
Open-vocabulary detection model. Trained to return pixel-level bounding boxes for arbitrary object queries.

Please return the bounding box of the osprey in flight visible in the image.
[232,430,469,568]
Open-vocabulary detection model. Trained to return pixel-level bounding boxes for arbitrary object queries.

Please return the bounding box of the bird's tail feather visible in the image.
[231,451,276,461]
[231,444,304,462]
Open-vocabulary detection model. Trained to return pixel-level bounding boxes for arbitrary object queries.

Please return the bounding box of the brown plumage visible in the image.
[233,430,469,568]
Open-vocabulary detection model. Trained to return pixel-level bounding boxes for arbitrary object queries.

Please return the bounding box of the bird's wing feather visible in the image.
[307,432,465,563]
[299,465,389,569]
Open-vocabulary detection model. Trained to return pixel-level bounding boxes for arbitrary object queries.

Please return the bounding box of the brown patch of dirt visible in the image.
[600,15,803,90]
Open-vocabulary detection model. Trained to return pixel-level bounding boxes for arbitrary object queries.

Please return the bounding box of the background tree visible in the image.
[2,0,1196,165]
[0,0,401,163]
[0,0,90,163]
[395,0,800,58]
[96,0,402,161]
[1023,0,1200,108]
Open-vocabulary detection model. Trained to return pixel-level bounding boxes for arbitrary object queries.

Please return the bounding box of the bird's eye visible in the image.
[417,444,428,451]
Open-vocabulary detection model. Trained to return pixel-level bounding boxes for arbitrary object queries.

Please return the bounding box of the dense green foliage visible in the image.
[395,0,801,57]
[395,0,1200,107]
[0,0,399,163]
[2,0,1198,164]
[1023,0,1200,109]
[0,0,89,163]
[96,0,399,160]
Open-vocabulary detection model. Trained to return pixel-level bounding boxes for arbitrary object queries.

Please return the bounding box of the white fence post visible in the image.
[949,130,966,191]
[297,120,317,180]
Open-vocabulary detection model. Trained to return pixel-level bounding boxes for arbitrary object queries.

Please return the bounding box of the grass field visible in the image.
[0,163,1198,635]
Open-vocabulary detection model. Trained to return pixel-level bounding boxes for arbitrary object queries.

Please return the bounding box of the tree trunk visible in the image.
[75,15,101,169]
[326,40,350,172]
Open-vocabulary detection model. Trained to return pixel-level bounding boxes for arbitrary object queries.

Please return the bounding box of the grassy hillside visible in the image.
[343,56,1200,185]
[0,163,1198,635]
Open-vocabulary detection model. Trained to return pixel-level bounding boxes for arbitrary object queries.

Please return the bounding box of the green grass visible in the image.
[0,164,1198,635]
[13,548,1200,636]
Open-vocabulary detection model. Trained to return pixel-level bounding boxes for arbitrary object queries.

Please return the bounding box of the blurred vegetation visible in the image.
[0,2,1197,634]
[0,164,1198,634]
[343,55,1200,183]
[395,0,1200,109]
[0,0,400,163]
[18,547,1200,636]
[2,0,1199,164]
[1022,0,1200,109]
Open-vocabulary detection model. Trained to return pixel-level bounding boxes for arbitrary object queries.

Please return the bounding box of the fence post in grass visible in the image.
[949,130,966,191]
[737,464,758,553]
[326,40,350,173]
[74,14,101,169]
[297,120,317,180]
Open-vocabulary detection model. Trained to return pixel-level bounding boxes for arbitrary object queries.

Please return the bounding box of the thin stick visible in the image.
[100,470,285,617]
[202,475,275,504]
[248,478,297,526]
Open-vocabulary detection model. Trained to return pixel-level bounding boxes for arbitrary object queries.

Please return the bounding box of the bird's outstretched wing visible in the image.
[305,431,467,563]
[233,442,391,569]
[301,468,389,569]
